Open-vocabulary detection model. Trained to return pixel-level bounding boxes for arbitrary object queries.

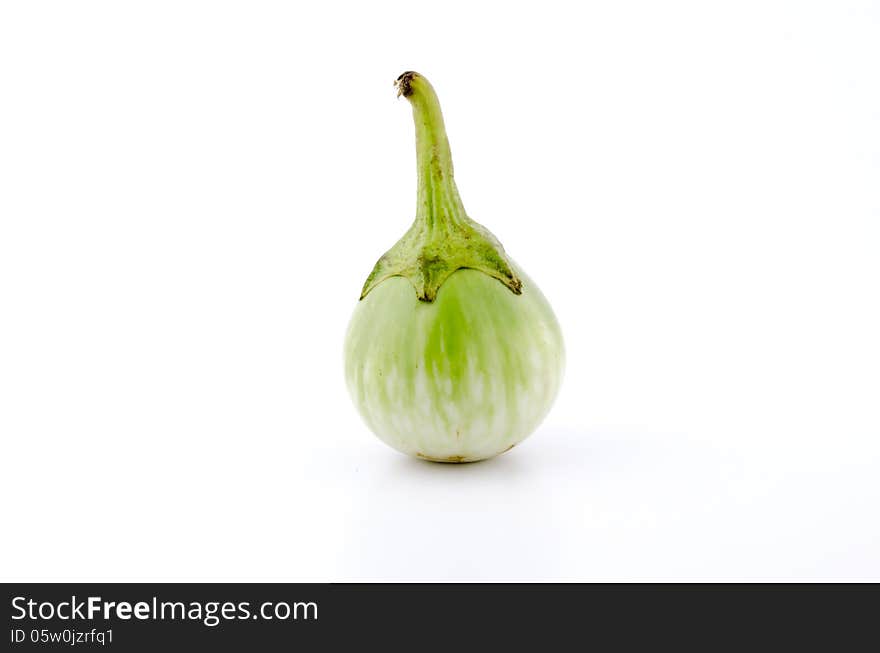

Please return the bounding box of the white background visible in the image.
[1,1,878,581]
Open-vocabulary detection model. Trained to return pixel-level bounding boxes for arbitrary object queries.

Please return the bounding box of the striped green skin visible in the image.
[344,265,564,462]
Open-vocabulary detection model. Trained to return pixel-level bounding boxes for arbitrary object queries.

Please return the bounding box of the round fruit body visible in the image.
[344,265,565,462]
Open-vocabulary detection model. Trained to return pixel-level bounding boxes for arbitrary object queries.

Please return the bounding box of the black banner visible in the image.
[3,584,878,649]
